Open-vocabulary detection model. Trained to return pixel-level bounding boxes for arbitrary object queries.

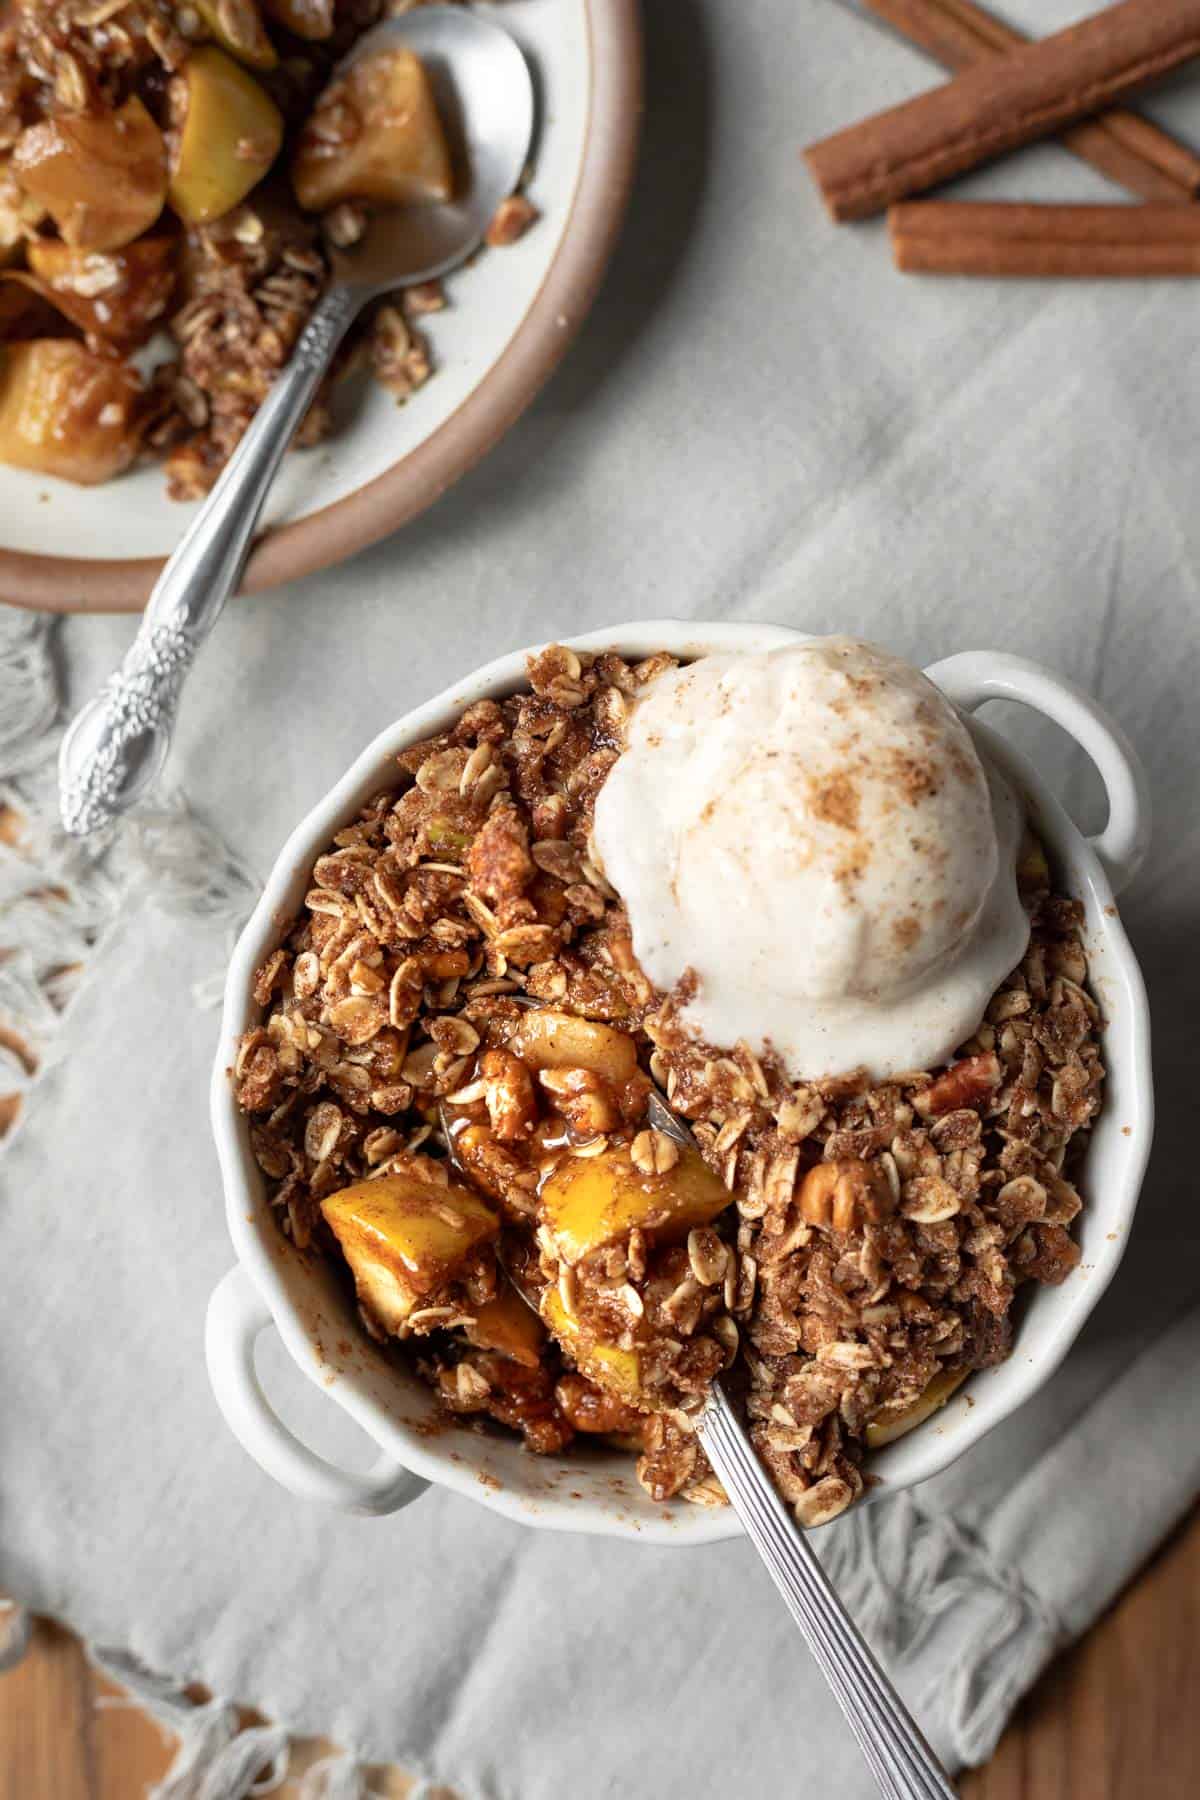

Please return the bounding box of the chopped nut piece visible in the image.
[538,1066,621,1138]
[912,1053,1003,1118]
[480,1047,537,1142]
[486,192,538,247]
[369,303,431,404]
[798,1158,895,1233]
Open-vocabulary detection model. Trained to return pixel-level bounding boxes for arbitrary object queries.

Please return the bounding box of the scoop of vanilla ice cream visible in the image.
[593,638,1030,1080]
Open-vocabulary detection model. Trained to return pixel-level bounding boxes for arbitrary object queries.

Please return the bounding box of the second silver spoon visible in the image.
[58,5,534,838]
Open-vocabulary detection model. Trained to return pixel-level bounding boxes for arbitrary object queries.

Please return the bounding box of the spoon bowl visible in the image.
[333,6,537,292]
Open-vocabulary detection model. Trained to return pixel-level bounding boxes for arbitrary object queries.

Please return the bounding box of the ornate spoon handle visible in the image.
[697,1386,957,1800]
[58,284,361,837]
[646,1092,956,1799]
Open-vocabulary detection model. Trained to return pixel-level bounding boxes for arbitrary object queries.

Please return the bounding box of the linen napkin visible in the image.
[4,2,1200,1795]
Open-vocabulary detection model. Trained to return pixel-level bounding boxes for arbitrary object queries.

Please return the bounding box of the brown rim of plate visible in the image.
[0,0,643,616]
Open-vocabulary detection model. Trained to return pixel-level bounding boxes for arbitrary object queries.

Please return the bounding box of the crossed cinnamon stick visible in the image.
[864,0,1200,201]
[804,0,1200,278]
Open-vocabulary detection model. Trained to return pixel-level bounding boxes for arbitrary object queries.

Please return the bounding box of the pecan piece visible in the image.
[486,192,538,247]
[538,1065,620,1137]
[912,1053,1002,1119]
[798,1158,895,1234]
[480,1047,537,1141]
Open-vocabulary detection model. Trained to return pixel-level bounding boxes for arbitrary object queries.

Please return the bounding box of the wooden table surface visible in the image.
[3,1500,1197,1799]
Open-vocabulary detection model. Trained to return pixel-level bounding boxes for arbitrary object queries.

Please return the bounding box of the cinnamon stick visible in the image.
[804,0,1200,222]
[889,200,1200,274]
[864,0,1200,201]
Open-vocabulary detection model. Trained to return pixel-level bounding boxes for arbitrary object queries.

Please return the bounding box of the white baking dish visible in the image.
[206,622,1153,1543]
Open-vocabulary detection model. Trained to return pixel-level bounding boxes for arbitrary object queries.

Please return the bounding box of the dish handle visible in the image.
[205,1265,427,1516]
[925,652,1151,896]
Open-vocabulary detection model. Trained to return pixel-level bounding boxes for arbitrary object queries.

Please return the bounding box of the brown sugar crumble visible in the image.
[235,645,1104,1526]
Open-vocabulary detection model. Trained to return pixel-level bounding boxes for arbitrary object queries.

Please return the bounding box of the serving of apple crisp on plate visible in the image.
[0,0,639,606]
[0,0,536,498]
[234,638,1104,1527]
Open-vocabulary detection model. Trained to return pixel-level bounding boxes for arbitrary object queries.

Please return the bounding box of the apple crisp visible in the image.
[0,0,536,495]
[235,646,1103,1525]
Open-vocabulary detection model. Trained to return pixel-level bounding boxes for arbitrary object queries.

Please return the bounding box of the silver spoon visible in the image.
[644,1091,958,1800]
[442,1039,954,1800]
[58,6,534,837]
